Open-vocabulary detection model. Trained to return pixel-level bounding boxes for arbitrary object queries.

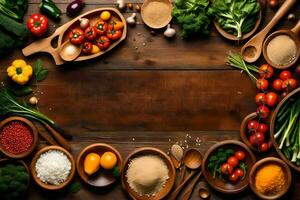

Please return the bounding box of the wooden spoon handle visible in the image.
[43,123,71,151]
[263,0,297,34]
[291,20,300,35]
[168,170,196,200]
[181,172,202,200]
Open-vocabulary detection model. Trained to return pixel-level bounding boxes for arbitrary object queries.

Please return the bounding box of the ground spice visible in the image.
[142,1,171,28]
[0,121,33,155]
[255,164,286,195]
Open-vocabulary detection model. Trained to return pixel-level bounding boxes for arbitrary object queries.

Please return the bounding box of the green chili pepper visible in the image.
[40,2,61,19]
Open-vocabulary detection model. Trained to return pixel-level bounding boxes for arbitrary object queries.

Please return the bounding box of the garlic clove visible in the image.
[126,13,136,26]
[164,24,176,38]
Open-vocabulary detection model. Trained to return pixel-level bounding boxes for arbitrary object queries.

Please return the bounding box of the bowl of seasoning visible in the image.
[0,159,30,200]
[249,157,291,199]
[31,146,75,190]
[0,116,38,159]
[121,147,176,200]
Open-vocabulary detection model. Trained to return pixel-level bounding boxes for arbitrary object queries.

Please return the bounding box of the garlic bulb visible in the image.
[116,0,126,10]
[126,13,136,26]
[29,96,38,105]
[79,18,90,29]
[164,24,176,38]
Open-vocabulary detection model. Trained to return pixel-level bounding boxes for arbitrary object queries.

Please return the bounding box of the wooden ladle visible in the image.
[241,0,297,63]
[168,149,203,200]
[263,20,300,69]
[59,40,82,62]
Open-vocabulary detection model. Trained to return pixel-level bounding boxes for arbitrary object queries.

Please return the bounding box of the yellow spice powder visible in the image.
[255,164,285,195]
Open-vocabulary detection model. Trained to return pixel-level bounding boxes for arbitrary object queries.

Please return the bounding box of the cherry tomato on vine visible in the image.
[229,173,239,183]
[255,93,266,106]
[221,163,233,175]
[257,123,268,134]
[256,79,269,91]
[234,168,244,178]
[259,64,273,79]
[279,70,292,80]
[282,79,298,92]
[265,92,278,107]
[247,120,259,132]
[259,142,270,152]
[256,105,270,119]
[250,132,265,146]
[234,151,245,161]
[227,156,239,168]
[272,79,283,91]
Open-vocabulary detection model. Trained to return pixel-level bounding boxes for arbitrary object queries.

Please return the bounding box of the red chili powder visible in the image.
[0,120,33,155]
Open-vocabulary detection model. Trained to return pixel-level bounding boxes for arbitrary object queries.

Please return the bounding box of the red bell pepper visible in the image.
[84,26,97,41]
[27,14,49,37]
[96,36,110,50]
[82,42,93,54]
[107,28,122,40]
[94,20,108,35]
[69,28,84,45]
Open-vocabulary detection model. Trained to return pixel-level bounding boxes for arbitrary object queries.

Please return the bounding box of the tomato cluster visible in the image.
[68,11,124,55]
[220,151,246,183]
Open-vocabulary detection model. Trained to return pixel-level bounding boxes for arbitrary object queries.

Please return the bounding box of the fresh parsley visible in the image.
[208,148,234,179]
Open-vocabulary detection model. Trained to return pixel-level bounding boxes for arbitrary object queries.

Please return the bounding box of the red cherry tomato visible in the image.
[257,123,268,134]
[221,163,234,175]
[272,79,283,91]
[250,132,265,146]
[255,93,266,106]
[256,105,270,119]
[265,92,279,107]
[227,156,239,168]
[247,120,259,132]
[279,70,292,80]
[229,172,239,183]
[256,79,269,91]
[259,64,274,79]
[234,168,244,178]
[282,79,298,92]
[234,151,245,161]
[259,142,270,152]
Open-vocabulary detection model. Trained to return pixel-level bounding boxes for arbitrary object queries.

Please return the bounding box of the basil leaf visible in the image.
[33,59,49,82]
[36,69,48,82]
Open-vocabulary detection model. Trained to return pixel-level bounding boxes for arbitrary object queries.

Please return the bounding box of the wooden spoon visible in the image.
[180,171,203,200]
[168,149,203,200]
[241,0,297,63]
[198,181,210,199]
[263,20,300,69]
[59,40,82,61]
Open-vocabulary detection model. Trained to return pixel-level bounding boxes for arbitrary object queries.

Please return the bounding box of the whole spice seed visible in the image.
[170,144,183,162]
[0,121,33,155]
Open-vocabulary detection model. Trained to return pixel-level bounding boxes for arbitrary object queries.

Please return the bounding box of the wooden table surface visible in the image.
[1,0,300,199]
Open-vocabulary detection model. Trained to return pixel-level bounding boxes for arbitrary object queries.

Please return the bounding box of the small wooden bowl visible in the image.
[270,87,300,172]
[213,0,263,41]
[240,112,259,152]
[0,159,30,195]
[31,146,75,190]
[249,157,292,199]
[141,0,172,29]
[202,140,256,194]
[76,143,123,188]
[121,147,176,200]
[0,116,38,159]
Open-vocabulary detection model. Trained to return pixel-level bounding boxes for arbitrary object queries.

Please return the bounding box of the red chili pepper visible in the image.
[96,36,110,50]
[69,28,85,45]
[82,42,93,54]
[107,28,122,40]
[84,26,97,41]
[27,13,48,37]
[94,20,108,35]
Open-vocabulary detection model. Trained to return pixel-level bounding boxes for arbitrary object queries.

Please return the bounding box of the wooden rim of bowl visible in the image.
[0,158,30,193]
[30,145,76,190]
[213,0,263,41]
[76,143,123,187]
[240,112,260,152]
[121,147,176,200]
[0,116,38,159]
[202,140,256,194]
[270,87,300,172]
[141,0,172,29]
[249,157,292,200]
[262,30,300,69]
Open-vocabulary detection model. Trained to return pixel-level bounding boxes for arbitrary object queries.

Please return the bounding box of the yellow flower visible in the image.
[7,59,32,85]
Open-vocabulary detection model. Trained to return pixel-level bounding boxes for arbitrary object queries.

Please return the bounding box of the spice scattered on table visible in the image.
[126,155,169,197]
[0,121,33,155]
[35,150,71,185]
[255,163,285,195]
[266,35,297,66]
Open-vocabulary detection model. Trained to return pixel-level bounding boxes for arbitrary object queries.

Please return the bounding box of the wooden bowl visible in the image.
[213,0,263,41]
[31,146,75,190]
[240,112,259,152]
[76,143,123,188]
[0,159,30,195]
[202,140,256,194]
[121,147,176,200]
[0,116,38,159]
[270,87,300,172]
[23,8,127,65]
[249,157,291,199]
[141,0,172,29]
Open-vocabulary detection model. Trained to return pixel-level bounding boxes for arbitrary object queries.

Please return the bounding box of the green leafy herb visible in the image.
[33,59,49,82]
[208,148,234,179]
[68,180,82,193]
[7,84,32,96]
[238,162,247,180]
[208,0,260,39]
[113,166,120,178]
[172,0,211,39]
[0,0,28,21]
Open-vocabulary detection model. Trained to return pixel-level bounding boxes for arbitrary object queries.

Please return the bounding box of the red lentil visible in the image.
[0,121,33,155]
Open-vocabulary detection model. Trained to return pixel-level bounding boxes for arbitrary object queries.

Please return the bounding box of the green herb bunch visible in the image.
[208,148,234,178]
